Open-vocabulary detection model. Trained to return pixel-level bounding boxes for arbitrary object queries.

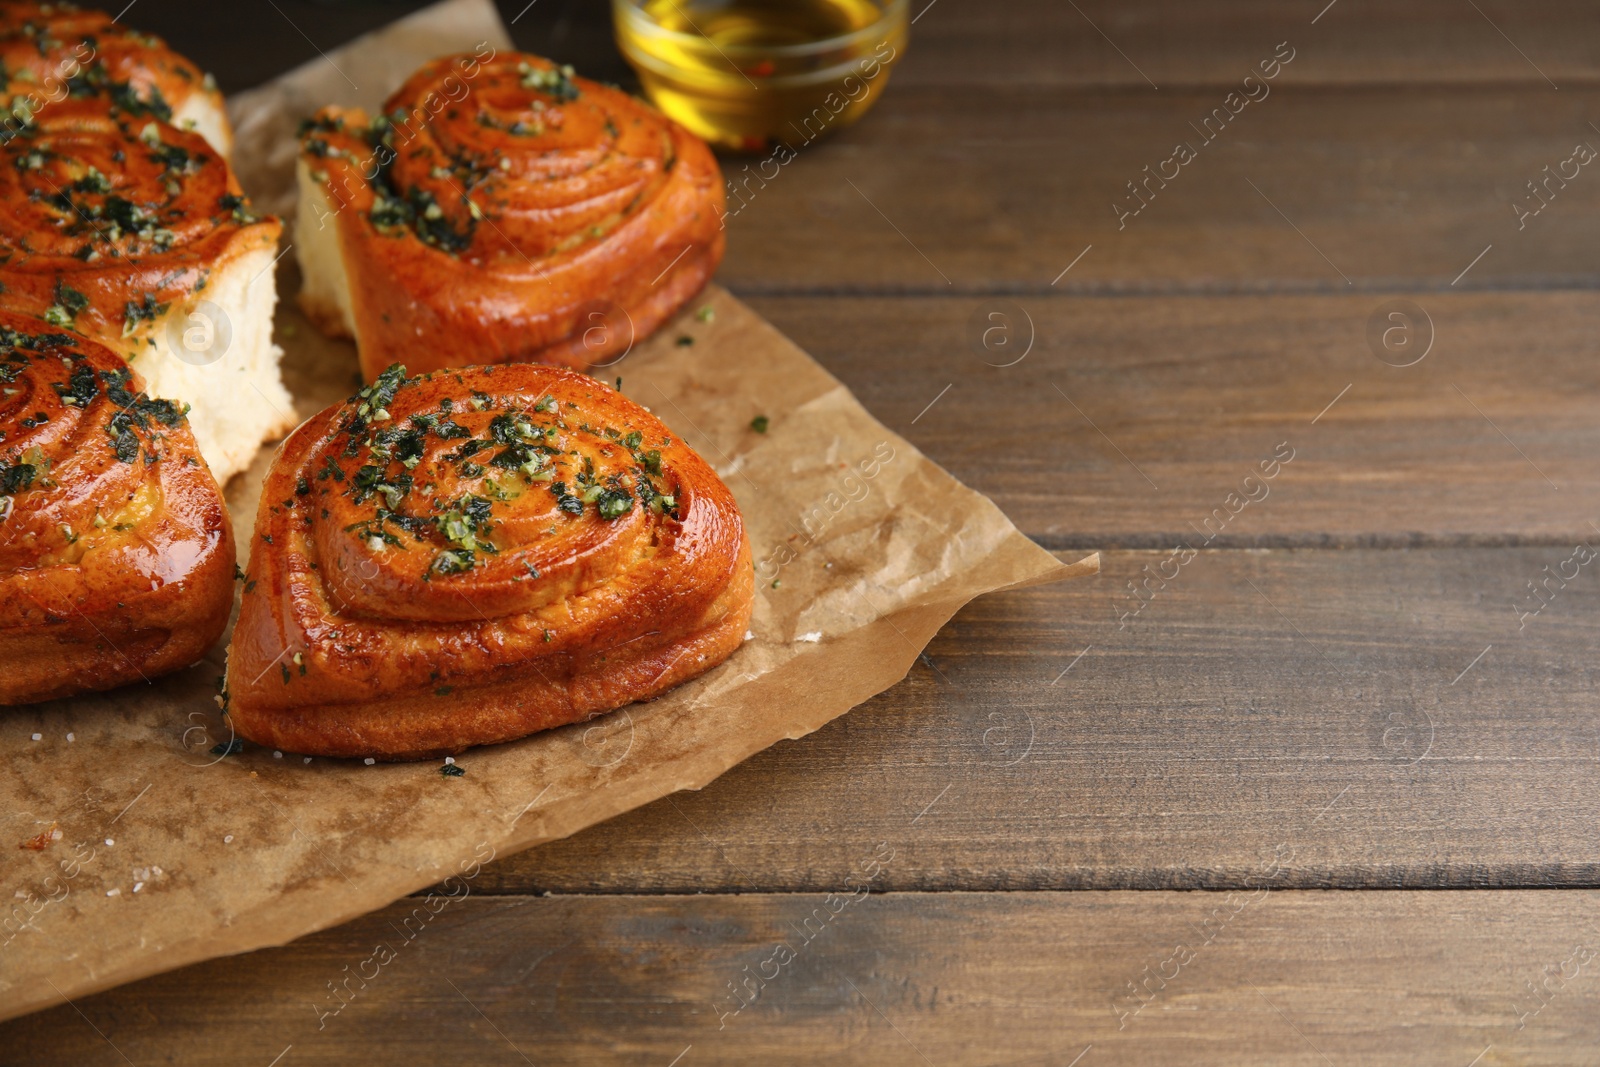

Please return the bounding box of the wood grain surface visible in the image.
[11,891,1600,1066]
[6,0,1599,1062]
[747,292,1600,545]
[473,547,1600,893]
[889,0,1600,90]
[144,0,1600,94]
[716,84,1600,293]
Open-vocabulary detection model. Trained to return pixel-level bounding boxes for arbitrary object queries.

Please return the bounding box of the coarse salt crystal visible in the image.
[66,733,74,742]
[797,631,823,643]
[133,882,144,893]
[273,751,283,759]
[364,758,376,766]
[104,838,114,846]
[30,733,41,741]
[224,835,233,844]
[106,888,120,897]
[444,756,456,765]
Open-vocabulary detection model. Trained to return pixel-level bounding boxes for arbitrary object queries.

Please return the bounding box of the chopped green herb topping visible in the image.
[432,548,476,575]
[519,62,580,102]
[0,460,36,494]
[416,493,499,572]
[43,279,89,326]
[90,367,189,463]
[121,293,169,335]
[66,59,175,122]
[352,363,405,421]
[218,193,261,226]
[360,118,476,253]
[433,417,472,440]
[550,480,584,515]
[53,362,97,406]
[595,486,634,519]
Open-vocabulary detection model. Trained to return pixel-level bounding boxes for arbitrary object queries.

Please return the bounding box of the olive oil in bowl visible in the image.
[613,0,907,152]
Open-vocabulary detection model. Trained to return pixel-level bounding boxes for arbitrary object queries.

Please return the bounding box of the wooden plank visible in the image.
[464,547,1600,893]
[7,889,1599,1065]
[717,83,1600,292]
[736,292,1600,545]
[888,0,1600,90]
[126,0,1600,96]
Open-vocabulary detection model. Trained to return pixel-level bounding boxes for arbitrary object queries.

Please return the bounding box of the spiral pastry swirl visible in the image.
[0,99,292,483]
[0,1,230,156]
[0,310,235,704]
[0,100,271,335]
[226,362,752,760]
[295,51,725,381]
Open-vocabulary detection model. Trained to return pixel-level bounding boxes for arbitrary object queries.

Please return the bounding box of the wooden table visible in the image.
[10,1,1600,1063]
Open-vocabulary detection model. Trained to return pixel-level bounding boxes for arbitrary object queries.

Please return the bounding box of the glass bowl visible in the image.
[613,0,908,153]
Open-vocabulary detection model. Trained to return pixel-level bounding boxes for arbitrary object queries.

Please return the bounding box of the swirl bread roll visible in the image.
[0,100,293,485]
[0,312,234,705]
[226,363,752,760]
[295,52,724,381]
[0,0,231,157]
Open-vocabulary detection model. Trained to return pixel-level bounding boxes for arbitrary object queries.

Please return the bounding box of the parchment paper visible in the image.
[0,0,1095,1021]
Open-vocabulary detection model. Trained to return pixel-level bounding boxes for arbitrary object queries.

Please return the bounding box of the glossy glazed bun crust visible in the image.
[0,0,232,156]
[226,363,752,760]
[295,51,724,381]
[0,313,234,704]
[0,99,291,484]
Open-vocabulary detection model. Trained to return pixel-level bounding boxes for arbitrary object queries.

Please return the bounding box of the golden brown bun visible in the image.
[0,312,235,705]
[294,51,725,382]
[0,1,232,156]
[0,99,292,483]
[225,363,752,760]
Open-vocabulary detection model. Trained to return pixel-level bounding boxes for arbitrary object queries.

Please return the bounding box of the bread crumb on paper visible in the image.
[19,824,62,851]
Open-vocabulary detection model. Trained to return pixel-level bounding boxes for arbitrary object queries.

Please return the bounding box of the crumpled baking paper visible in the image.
[0,0,1095,1020]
